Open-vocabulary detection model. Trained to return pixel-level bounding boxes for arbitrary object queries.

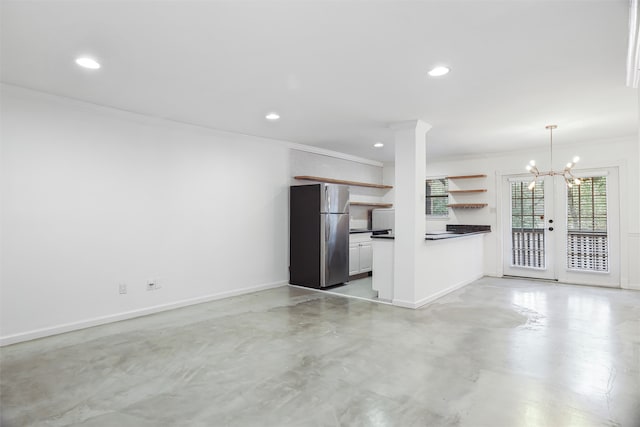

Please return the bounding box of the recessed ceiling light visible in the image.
[373,142,384,148]
[75,57,101,69]
[265,112,280,121]
[428,66,450,77]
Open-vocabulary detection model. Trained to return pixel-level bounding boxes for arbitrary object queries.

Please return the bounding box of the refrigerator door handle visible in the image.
[324,217,331,242]
[325,185,329,213]
[326,216,330,242]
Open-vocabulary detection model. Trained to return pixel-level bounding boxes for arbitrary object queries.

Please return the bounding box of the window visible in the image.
[566,176,608,272]
[426,178,448,216]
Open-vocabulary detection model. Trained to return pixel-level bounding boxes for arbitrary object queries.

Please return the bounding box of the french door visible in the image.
[501,168,620,287]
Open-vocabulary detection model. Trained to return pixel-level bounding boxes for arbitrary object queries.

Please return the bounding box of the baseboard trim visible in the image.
[392,273,484,309]
[0,280,287,347]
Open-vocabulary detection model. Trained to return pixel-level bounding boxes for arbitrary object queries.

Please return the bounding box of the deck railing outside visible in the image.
[512,229,608,272]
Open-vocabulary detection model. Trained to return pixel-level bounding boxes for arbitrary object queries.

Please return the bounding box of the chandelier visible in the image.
[526,125,581,190]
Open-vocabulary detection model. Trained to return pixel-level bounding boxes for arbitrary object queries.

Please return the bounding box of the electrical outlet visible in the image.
[146,281,161,291]
[119,284,127,294]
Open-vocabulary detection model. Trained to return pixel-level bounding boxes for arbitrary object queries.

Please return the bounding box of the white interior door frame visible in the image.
[497,166,622,287]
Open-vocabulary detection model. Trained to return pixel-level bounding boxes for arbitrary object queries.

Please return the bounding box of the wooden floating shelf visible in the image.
[447,203,488,208]
[349,202,393,208]
[447,174,487,179]
[448,189,487,194]
[294,175,393,189]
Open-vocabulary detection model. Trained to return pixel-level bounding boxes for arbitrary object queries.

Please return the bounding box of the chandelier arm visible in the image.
[565,168,582,185]
[526,125,580,188]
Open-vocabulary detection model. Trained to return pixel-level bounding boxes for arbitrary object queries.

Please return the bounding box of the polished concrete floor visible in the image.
[1,277,639,426]
[324,277,380,302]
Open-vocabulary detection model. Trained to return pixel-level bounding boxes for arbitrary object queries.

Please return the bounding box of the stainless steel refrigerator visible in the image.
[289,183,350,288]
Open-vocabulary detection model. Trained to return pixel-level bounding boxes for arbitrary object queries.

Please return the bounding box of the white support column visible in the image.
[391,120,432,306]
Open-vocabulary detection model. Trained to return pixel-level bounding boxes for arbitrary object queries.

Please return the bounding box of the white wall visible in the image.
[290,149,387,229]
[0,85,384,345]
[382,162,395,204]
[633,90,640,287]
[425,137,640,289]
[289,149,382,184]
[413,234,484,307]
[0,85,292,344]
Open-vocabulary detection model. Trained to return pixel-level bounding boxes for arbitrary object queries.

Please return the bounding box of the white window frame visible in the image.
[426,176,449,218]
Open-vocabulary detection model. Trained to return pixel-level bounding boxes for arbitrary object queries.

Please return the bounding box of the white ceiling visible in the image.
[1,0,637,162]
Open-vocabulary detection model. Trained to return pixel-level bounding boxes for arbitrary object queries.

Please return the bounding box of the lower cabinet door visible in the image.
[349,243,360,276]
[359,242,373,272]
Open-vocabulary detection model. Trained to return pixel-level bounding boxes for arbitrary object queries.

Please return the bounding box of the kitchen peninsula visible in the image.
[372,225,490,307]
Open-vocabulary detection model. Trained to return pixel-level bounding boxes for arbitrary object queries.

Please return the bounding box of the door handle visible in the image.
[325,185,330,211]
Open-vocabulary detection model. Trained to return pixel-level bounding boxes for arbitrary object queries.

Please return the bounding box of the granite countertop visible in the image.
[371,234,395,239]
[371,225,491,241]
[372,230,489,240]
[349,228,391,235]
[424,230,490,240]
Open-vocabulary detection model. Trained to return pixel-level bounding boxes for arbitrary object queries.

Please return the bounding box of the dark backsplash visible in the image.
[446,224,491,233]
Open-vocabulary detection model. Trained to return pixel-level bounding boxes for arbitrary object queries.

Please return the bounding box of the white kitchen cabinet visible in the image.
[349,243,360,275]
[359,242,372,272]
[349,233,373,276]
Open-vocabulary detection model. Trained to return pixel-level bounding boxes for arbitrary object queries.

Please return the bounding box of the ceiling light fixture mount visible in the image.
[428,66,450,77]
[265,112,280,121]
[526,125,581,190]
[373,142,384,148]
[75,57,101,69]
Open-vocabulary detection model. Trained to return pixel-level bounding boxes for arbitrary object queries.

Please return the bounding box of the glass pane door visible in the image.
[502,176,555,280]
[566,176,609,272]
[511,180,546,268]
[558,169,619,287]
[502,168,620,287]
